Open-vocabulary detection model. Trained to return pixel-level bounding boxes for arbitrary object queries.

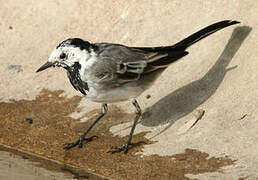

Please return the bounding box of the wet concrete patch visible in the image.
[0,89,235,179]
[0,145,107,180]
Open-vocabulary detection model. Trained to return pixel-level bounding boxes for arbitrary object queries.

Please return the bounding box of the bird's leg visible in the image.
[64,104,108,150]
[108,99,141,154]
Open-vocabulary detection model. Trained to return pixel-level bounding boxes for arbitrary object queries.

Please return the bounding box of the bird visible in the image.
[36,20,240,154]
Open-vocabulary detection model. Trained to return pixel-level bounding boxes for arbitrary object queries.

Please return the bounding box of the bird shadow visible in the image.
[141,26,252,138]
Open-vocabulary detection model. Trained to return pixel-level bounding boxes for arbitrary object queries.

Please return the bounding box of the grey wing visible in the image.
[93,43,188,83]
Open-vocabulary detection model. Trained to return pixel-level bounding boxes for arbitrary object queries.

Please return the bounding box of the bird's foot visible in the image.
[108,144,130,154]
[64,135,97,150]
[107,141,146,154]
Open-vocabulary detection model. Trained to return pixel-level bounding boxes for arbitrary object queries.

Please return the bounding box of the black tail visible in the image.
[134,20,240,67]
[172,20,240,50]
[135,20,240,52]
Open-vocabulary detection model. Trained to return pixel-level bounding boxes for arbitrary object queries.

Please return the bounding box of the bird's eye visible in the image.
[60,53,66,59]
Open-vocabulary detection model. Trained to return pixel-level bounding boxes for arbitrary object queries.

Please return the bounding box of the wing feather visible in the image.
[93,43,188,84]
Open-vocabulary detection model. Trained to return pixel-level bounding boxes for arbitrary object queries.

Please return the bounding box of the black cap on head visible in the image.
[56,38,91,50]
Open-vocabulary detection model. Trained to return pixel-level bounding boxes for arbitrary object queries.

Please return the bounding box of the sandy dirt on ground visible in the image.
[0,90,235,180]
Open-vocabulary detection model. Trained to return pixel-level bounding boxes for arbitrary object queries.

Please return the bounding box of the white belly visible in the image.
[86,84,145,103]
[83,68,163,103]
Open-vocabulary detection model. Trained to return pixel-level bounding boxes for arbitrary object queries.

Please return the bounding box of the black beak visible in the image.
[36,62,54,72]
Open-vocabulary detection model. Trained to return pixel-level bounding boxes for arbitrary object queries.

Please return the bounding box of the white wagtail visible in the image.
[36,20,239,153]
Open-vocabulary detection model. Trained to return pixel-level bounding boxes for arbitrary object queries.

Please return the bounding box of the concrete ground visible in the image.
[1,0,257,179]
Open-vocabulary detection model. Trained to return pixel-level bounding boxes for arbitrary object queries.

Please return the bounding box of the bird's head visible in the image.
[36,38,91,72]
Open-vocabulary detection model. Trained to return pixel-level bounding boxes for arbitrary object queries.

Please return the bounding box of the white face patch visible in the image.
[48,46,91,67]
[65,47,91,67]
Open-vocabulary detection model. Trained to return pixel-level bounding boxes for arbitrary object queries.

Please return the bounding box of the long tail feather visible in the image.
[135,20,240,52]
[172,20,240,50]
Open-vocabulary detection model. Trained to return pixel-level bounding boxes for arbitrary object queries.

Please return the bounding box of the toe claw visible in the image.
[78,142,83,148]
[110,145,117,149]
[63,135,97,150]
[107,144,129,154]
[63,142,77,150]
[87,135,98,141]
[107,141,146,154]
